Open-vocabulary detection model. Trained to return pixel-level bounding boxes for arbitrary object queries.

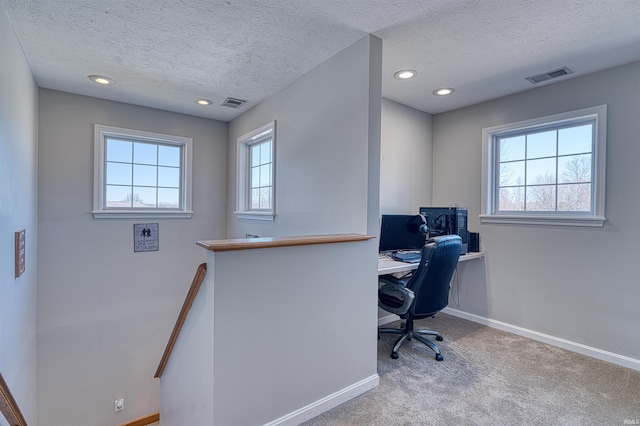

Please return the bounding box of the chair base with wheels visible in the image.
[379,318,444,360]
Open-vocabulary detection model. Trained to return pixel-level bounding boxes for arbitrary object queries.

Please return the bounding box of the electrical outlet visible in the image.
[115,398,125,412]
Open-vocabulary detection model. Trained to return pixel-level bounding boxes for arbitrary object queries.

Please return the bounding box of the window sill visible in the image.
[479,214,605,228]
[234,211,276,221]
[93,210,194,219]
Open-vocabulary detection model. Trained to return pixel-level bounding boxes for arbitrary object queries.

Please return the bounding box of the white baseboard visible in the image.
[378,313,399,326]
[264,374,380,426]
[443,307,640,372]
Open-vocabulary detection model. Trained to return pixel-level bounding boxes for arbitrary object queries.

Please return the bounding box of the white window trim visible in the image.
[480,105,607,227]
[235,121,276,221]
[93,124,193,219]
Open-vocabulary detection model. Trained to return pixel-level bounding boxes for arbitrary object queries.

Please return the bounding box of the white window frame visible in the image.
[235,121,276,221]
[480,105,606,227]
[93,124,193,219]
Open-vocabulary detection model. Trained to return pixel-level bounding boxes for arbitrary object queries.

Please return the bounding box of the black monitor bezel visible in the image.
[379,214,427,253]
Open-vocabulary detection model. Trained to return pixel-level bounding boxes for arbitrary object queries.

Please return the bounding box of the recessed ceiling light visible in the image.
[433,88,455,96]
[393,70,417,80]
[195,99,213,106]
[88,75,114,85]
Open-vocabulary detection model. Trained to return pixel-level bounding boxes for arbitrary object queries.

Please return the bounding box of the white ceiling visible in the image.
[3,0,640,121]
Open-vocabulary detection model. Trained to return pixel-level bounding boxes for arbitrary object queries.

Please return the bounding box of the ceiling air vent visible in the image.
[525,67,573,84]
[221,97,247,108]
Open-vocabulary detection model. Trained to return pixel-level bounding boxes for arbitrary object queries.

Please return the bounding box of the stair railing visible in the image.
[0,371,28,426]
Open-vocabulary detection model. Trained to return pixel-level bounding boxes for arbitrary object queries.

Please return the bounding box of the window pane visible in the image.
[259,187,271,209]
[559,154,591,183]
[526,185,556,211]
[526,158,556,185]
[158,188,179,208]
[251,144,261,167]
[558,124,592,156]
[106,139,132,163]
[134,143,158,165]
[133,165,157,186]
[251,189,260,209]
[499,161,524,187]
[260,140,271,163]
[158,145,180,167]
[499,187,524,211]
[259,164,271,186]
[158,166,180,188]
[133,187,157,207]
[499,136,525,162]
[106,162,132,185]
[558,183,591,212]
[527,130,556,159]
[250,166,260,189]
[106,185,132,208]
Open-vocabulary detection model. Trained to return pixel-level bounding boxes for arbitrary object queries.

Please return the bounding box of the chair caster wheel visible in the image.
[391,352,399,359]
[436,336,443,341]
[435,354,443,361]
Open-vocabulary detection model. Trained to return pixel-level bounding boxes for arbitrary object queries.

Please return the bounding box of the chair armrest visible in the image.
[378,275,415,315]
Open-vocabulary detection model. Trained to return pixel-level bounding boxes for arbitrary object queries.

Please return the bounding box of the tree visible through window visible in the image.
[249,138,273,210]
[105,138,182,209]
[497,123,593,213]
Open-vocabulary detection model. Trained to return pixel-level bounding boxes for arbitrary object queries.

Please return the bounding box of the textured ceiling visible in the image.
[3,0,640,121]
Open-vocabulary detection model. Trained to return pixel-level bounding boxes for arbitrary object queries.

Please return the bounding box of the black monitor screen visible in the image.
[379,214,426,252]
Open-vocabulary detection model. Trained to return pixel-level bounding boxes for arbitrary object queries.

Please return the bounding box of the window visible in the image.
[481,105,606,227]
[235,121,276,221]
[93,124,193,218]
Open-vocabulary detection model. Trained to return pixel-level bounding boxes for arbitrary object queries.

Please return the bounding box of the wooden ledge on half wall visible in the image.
[196,233,375,252]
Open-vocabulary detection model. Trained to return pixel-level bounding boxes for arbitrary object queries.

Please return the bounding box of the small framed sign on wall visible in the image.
[134,223,159,252]
[15,229,26,277]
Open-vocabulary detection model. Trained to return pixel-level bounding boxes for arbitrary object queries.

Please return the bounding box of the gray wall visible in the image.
[161,34,382,425]
[0,7,38,425]
[432,61,640,360]
[380,98,433,215]
[227,35,382,238]
[36,90,228,426]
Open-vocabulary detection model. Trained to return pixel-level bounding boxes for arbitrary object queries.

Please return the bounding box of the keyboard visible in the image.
[391,251,422,263]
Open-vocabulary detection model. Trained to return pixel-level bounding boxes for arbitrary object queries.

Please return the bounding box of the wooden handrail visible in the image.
[0,372,28,426]
[120,411,160,426]
[197,233,375,252]
[155,263,207,378]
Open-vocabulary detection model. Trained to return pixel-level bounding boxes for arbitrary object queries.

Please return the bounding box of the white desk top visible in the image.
[378,251,484,275]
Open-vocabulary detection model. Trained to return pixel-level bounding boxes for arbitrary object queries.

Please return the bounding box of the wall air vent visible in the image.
[525,67,573,84]
[221,97,247,108]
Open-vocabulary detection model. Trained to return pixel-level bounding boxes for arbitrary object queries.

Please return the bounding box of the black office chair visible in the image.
[378,235,462,360]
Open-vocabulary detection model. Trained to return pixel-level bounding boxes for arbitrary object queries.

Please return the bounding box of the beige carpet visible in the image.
[303,313,640,425]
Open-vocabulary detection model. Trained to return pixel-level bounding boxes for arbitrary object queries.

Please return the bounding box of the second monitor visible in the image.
[379,214,427,253]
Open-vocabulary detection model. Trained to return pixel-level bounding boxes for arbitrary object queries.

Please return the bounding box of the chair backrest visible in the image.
[406,235,462,317]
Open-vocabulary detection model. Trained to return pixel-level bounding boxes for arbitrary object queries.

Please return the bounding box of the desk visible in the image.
[378,251,484,275]
[377,251,485,327]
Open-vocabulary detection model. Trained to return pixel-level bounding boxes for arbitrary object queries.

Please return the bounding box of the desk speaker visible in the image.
[468,232,480,252]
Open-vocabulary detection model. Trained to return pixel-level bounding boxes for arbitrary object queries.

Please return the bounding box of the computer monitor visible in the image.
[379,214,427,253]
